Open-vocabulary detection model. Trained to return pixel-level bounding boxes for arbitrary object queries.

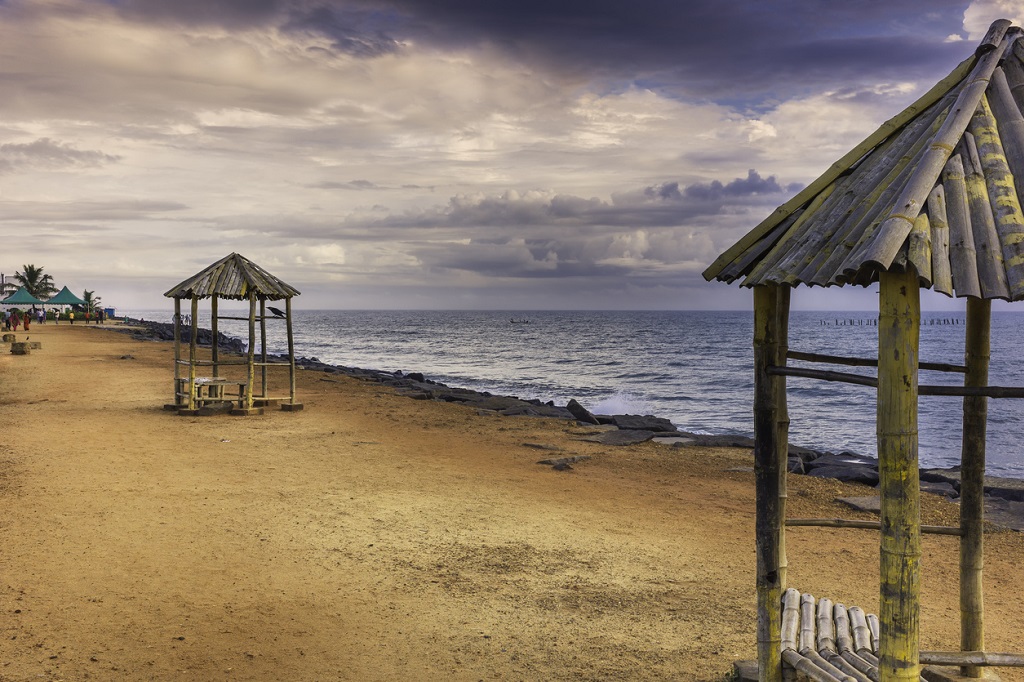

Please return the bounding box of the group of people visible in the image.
[1,307,106,330]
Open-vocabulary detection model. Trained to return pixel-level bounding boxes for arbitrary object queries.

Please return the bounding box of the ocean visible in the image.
[122,309,1024,477]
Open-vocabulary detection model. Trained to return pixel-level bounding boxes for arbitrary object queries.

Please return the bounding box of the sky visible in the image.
[1,0,1023,311]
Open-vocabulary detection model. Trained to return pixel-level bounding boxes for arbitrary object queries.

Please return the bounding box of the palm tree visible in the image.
[82,289,102,314]
[14,264,57,299]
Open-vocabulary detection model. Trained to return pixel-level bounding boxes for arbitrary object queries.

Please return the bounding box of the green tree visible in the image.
[82,289,102,313]
[14,264,57,299]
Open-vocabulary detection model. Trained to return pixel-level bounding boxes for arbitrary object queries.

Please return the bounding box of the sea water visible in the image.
[122,309,1024,477]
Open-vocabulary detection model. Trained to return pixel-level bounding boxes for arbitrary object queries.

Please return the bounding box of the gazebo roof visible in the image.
[46,286,86,306]
[2,286,45,306]
[704,19,1024,301]
[163,253,300,301]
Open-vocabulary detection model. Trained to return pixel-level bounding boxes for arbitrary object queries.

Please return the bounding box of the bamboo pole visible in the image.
[920,651,1024,667]
[960,297,990,678]
[988,68,1024,221]
[928,185,955,296]
[786,519,962,536]
[211,295,219,379]
[943,155,983,297]
[782,588,801,651]
[189,296,199,412]
[769,364,1024,397]
[787,349,966,373]
[800,593,817,654]
[287,297,297,405]
[776,287,790,590]
[246,293,256,410]
[825,107,957,287]
[173,297,181,405]
[961,130,1010,299]
[877,268,921,682]
[260,298,268,398]
[907,213,933,287]
[781,650,845,682]
[703,52,978,281]
[754,284,783,682]
[971,92,1024,299]
[855,37,1008,271]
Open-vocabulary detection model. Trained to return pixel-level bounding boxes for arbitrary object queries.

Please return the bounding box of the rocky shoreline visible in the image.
[118,319,1024,531]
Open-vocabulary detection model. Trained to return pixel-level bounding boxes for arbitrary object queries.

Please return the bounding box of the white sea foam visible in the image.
[589,393,654,416]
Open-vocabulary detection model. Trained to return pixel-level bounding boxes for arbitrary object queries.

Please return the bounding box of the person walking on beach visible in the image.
[69,311,74,325]
[11,311,20,331]
[23,312,30,331]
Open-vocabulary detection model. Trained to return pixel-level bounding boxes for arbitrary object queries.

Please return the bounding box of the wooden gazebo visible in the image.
[705,19,1024,682]
[164,253,302,416]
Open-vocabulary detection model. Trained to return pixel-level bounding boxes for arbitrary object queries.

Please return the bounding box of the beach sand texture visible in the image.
[3,324,1024,681]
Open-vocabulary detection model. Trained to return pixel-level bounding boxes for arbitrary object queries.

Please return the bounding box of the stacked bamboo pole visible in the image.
[877,269,921,681]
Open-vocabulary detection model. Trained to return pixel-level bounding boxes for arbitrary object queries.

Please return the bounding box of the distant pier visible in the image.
[818,318,964,326]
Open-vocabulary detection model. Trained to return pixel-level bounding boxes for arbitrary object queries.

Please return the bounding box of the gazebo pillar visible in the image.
[960,297,991,678]
[877,268,922,681]
[753,284,789,682]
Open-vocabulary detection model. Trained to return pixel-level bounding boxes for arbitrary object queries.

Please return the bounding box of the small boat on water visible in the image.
[509,318,530,324]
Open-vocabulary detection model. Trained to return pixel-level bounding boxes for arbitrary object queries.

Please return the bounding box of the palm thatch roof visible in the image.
[164,253,300,301]
[704,19,1024,301]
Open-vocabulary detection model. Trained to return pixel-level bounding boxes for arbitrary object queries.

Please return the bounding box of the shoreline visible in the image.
[117,319,1024,530]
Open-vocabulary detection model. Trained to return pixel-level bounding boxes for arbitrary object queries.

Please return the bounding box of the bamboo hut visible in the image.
[164,253,302,416]
[704,19,1024,682]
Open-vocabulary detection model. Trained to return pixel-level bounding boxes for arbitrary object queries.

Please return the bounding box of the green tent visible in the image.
[46,286,86,306]
[1,286,45,306]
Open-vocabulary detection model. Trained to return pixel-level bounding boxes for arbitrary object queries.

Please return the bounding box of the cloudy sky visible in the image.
[1,0,1022,311]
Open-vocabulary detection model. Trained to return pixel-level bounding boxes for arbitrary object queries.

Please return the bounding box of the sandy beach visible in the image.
[3,324,1024,681]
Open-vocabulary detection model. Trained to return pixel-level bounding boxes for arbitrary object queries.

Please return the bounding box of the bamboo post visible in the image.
[211,295,219,379]
[753,284,783,682]
[260,298,268,398]
[960,297,990,678]
[188,297,199,412]
[286,297,297,405]
[776,286,790,590]
[246,293,256,410]
[173,297,181,405]
[877,268,922,681]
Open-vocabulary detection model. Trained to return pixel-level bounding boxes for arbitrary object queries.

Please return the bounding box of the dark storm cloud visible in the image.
[681,170,802,202]
[371,169,792,232]
[282,5,402,57]
[0,138,121,174]
[372,0,973,98]
[107,0,974,98]
[112,0,281,27]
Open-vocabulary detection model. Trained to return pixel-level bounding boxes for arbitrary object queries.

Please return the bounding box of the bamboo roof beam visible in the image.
[943,154,984,297]
[704,50,980,281]
[849,27,1011,273]
[821,101,956,286]
[973,89,1024,298]
[1004,42,1024,113]
[961,129,1011,299]
[907,213,933,287]
[928,186,955,295]
[989,68,1024,213]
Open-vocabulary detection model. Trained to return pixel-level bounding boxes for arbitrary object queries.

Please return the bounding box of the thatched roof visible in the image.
[704,19,1024,301]
[164,253,300,301]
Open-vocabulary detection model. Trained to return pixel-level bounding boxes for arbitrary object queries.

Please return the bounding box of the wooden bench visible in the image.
[177,377,247,409]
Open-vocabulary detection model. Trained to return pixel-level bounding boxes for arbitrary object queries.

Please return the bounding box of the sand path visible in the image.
[2,324,1024,681]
